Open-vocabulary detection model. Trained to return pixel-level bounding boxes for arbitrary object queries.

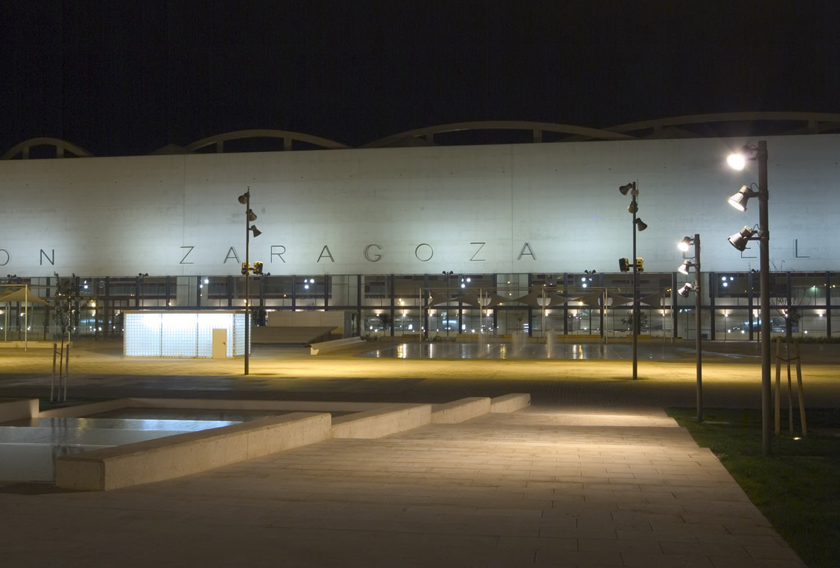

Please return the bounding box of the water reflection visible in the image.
[0,416,243,482]
[360,342,683,360]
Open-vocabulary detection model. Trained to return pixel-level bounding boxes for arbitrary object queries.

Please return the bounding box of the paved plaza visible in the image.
[0,339,834,567]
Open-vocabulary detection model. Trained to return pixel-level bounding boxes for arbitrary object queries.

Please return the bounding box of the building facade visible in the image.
[2,117,840,342]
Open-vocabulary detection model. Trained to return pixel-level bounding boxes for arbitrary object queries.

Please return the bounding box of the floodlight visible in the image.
[618,258,631,272]
[619,182,636,196]
[247,209,257,222]
[627,201,638,214]
[250,225,262,238]
[728,226,755,251]
[635,218,647,231]
[677,236,692,252]
[677,260,694,275]
[677,282,695,297]
[727,185,753,212]
[726,153,747,171]
[238,193,249,205]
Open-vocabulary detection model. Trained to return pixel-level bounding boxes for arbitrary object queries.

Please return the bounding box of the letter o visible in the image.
[414,243,434,262]
[364,244,382,262]
[0,249,9,266]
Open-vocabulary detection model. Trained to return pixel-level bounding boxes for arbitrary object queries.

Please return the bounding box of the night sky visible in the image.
[4,1,840,157]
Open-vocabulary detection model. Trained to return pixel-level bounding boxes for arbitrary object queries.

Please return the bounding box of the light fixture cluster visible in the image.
[726,147,761,252]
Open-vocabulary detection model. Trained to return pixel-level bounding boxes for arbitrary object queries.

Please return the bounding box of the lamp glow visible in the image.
[727,153,747,171]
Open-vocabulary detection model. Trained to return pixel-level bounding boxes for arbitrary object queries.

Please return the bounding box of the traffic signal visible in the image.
[253,261,264,275]
[618,258,631,272]
[241,262,249,275]
[636,258,645,272]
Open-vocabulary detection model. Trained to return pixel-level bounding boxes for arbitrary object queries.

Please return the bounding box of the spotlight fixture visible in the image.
[728,226,755,251]
[619,182,637,196]
[249,225,262,238]
[238,193,249,205]
[727,185,756,212]
[627,201,638,214]
[677,236,693,252]
[677,260,695,275]
[677,282,695,297]
[635,218,647,231]
[247,209,257,222]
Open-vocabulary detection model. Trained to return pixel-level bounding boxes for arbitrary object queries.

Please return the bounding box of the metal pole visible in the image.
[63,339,70,402]
[24,285,28,351]
[244,193,251,376]
[758,140,772,456]
[51,343,57,402]
[694,234,703,422]
[632,198,638,380]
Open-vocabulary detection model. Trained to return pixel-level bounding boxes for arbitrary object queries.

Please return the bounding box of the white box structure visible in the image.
[124,311,246,358]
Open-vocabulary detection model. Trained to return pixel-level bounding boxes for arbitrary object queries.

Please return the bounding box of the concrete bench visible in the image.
[55,412,331,491]
[310,336,364,355]
[490,393,531,413]
[0,398,38,423]
[431,397,491,423]
[331,404,431,438]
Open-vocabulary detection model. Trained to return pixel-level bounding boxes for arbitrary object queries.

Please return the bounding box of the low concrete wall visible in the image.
[490,393,531,413]
[126,398,385,413]
[310,336,364,355]
[55,412,331,491]
[0,398,38,423]
[431,397,491,423]
[0,341,57,349]
[39,399,133,419]
[331,404,431,439]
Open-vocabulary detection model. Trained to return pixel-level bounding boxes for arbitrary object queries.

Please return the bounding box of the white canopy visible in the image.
[0,287,51,306]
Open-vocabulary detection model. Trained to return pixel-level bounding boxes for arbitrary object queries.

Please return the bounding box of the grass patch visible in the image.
[668,408,840,568]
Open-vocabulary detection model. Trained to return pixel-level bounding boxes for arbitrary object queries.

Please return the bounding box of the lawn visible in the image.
[668,408,840,568]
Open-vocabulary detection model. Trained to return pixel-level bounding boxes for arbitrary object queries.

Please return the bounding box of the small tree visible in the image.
[621,311,648,333]
[52,273,86,343]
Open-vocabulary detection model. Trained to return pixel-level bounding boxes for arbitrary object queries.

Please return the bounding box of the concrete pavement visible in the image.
[0,339,831,567]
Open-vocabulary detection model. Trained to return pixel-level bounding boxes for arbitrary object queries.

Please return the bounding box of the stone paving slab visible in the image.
[0,406,807,567]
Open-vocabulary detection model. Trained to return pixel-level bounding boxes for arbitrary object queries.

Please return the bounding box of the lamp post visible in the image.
[237,188,262,376]
[726,141,771,455]
[677,235,702,422]
[442,271,453,339]
[619,182,647,380]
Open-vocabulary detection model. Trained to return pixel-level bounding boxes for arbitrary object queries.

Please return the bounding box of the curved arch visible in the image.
[2,137,93,160]
[184,129,349,153]
[362,121,636,148]
[604,112,840,136]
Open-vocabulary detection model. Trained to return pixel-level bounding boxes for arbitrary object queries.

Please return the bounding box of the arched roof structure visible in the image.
[362,120,635,148]
[5,113,840,158]
[183,129,349,153]
[1,137,93,160]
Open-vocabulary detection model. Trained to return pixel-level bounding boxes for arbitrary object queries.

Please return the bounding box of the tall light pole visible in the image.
[442,271,453,339]
[677,235,702,422]
[619,182,647,380]
[726,141,771,455]
[237,188,262,376]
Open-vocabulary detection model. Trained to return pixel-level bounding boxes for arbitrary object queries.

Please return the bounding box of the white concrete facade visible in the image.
[0,134,837,277]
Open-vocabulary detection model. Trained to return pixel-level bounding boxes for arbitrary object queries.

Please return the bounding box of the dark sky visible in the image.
[4,1,840,156]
